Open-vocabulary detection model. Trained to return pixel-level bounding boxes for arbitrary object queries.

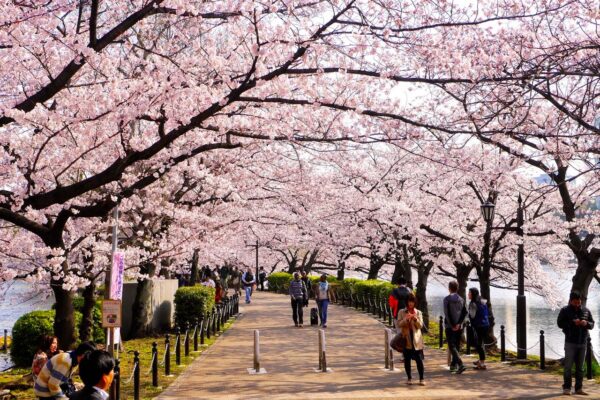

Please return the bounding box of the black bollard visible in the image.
[176,327,181,365]
[500,325,506,362]
[539,331,545,370]
[194,318,199,352]
[113,358,121,400]
[388,304,393,326]
[587,336,593,380]
[185,322,190,357]
[206,314,212,339]
[465,321,471,355]
[152,342,158,387]
[438,316,444,349]
[2,329,6,351]
[212,308,218,335]
[133,350,140,400]
[165,334,171,376]
[200,317,206,345]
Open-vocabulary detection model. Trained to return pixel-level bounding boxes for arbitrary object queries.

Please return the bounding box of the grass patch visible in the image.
[0,319,237,400]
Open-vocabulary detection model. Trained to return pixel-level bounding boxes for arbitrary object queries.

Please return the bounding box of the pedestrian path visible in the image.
[157,291,600,399]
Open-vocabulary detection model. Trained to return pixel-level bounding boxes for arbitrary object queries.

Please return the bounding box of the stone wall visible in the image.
[121,279,178,336]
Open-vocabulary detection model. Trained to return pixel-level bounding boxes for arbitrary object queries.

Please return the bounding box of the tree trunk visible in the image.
[455,263,472,302]
[571,255,598,306]
[416,262,432,330]
[52,284,76,349]
[129,263,157,339]
[189,249,199,286]
[337,259,345,281]
[391,248,404,284]
[79,281,96,342]
[368,251,385,280]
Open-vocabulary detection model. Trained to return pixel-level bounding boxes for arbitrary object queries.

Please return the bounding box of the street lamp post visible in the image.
[480,195,527,359]
[246,240,259,279]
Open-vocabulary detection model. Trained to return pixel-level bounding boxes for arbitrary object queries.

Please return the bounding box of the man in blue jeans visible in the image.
[315,274,336,328]
[242,268,256,304]
[443,280,467,374]
[558,292,595,396]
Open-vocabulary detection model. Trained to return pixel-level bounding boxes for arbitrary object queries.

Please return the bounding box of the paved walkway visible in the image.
[158,292,600,399]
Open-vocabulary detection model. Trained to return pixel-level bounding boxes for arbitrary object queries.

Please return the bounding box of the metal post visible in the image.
[206,314,212,339]
[200,317,206,345]
[516,195,527,360]
[319,329,327,372]
[133,351,140,400]
[465,321,471,355]
[175,327,181,365]
[389,340,394,371]
[255,240,259,284]
[539,331,545,370]
[152,342,158,387]
[439,316,444,349]
[194,318,199,352]
[254,330,260,372]
[113,358,120,400]
[384,329,390,369]
[2,329,6,350]
[105,203,119,357]
[500,325,506,362]
[165,334,171,376]
[184,322,190,357]
[212,308,217,335]
[388,304,393,326]
[587,337,593,380]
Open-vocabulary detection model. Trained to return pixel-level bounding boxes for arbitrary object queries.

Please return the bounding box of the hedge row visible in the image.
[267,272,395,300]
[174,285,216,329]
[12,294,107,368]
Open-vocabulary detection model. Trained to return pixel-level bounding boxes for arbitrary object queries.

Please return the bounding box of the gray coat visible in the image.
[443,293,466,329]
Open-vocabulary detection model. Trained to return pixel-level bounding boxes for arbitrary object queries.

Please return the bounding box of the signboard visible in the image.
[102,300,122,328]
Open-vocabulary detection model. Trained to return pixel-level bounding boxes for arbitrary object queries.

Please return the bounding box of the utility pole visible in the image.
[516,195,526,359]
[246,240,259,279]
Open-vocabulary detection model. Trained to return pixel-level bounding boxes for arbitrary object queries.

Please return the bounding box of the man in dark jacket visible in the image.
[557,292,595,396]
[443,280,467,374]
[69,350,115,400]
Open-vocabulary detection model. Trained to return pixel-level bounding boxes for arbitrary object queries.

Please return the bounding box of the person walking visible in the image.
[231,266,241,295]
[468,287,490,370]
[34,341,97,399]
[389,277,412,329]
[220,264,230,291]
[397,293,426,386]
[300,271,311,304]
[201,275,215,288]
[242,268,256,304]
[69,350,115,400]
[258,267,267,291]
[558,292,595,396]
[289,272,308,327]
[314,274,336,328]
[443,280,467,374]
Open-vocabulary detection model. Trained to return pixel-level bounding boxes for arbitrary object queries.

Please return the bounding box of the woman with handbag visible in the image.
[397,293,425,386]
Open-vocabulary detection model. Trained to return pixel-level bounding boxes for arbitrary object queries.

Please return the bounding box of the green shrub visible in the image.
[174,286,215,329]
[73,297,105,344]
[11,310,55,367]
[267,272,293,293]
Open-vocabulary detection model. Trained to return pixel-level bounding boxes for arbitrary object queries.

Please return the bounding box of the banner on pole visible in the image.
[110,252,125,300]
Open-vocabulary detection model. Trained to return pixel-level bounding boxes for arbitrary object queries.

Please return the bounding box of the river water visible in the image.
[0,282,53,370]
[427,279,600,360]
